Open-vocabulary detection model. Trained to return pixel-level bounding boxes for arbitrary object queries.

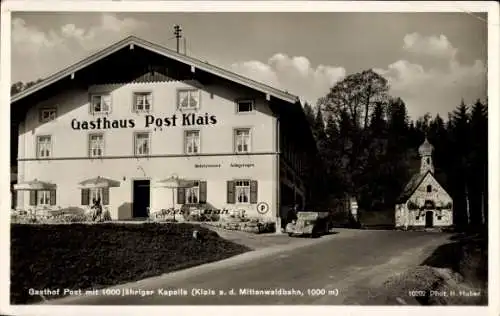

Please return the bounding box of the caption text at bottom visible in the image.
[29,287,340,298]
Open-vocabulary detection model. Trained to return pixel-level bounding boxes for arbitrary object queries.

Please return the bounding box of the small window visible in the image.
[437,215,442,220]
[90,94,111,114]
[37,190,51,206]
[133,92,152,112]
[30,190,56,206]
[237,100,254,113]
[186,181,200,204]
[177,89,199,110]
[234,128,251,153]
[81,188,109,205]
[39,108,57,122]
[235,180,251,204]
[134,132,151,156]
[427,185,432,193]
[88,133,104,158]
[185,130,200,154]
[426,158,430,164]
[36,135,52,158]
[90,188,103,204]
[416,216,420,220]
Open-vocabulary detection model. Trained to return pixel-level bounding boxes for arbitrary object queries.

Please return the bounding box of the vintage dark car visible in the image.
[285,211,332,237]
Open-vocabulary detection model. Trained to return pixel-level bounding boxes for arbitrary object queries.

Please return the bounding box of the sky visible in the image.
[10,11,488,120]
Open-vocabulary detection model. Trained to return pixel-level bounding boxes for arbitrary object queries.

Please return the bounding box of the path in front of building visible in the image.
[45,228,453,305]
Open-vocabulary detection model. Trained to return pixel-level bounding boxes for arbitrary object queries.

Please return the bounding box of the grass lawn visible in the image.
[11,223,251,304]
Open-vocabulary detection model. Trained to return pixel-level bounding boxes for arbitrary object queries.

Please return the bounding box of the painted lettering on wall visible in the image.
[195,164,221,168]
[230,163,255,168]
[70,113,217,130]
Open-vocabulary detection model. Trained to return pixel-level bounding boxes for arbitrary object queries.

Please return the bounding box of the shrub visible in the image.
[62,214,90,223]
[101,209,112,221]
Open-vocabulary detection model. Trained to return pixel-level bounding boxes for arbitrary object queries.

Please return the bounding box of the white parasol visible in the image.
[13,179,56,191]
[154,175,195,221]
[78,176,121,189]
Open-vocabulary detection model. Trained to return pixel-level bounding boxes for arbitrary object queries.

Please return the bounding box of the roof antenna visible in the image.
[174,24,182,53]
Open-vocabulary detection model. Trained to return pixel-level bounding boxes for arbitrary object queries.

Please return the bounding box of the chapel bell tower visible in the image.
[418,137,434,174]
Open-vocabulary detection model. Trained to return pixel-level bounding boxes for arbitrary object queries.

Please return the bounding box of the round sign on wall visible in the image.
[256,202,270,214]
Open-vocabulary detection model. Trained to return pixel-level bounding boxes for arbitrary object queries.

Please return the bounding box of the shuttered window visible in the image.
[227,180,258,204]
[81,188,109,205]
[29,190,57,206]
[177,181,207,205]
[186,181,200,204]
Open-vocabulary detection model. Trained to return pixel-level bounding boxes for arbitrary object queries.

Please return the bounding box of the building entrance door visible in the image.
[425,211,434,228]
[132,180,150,218]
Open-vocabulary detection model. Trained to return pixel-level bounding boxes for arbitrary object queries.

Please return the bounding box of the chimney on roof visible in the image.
[174,24,182,53]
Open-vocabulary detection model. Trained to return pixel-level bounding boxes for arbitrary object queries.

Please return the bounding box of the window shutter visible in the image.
[102,188,109,205]
[50,190,56,205]
[89,94,93,114]
[199,181,207,204]
[81,189,90,205]
[227,181,235,204]
[177,187,186,204]
[29,191,37,206]
[250,180,258,204]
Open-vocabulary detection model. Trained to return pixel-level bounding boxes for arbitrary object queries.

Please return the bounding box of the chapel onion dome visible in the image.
[418,138,434,156]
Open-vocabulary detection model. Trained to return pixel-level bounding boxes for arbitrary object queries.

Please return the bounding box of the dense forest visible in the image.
[301,69,488,231]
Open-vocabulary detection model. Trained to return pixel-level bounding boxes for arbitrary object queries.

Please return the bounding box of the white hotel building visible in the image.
[11,36,317,224]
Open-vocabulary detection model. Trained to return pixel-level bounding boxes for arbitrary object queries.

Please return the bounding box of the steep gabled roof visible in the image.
[11,35,300,105]
[396,170,431,204]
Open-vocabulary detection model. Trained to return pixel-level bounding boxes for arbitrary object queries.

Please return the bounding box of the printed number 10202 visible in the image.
[408,290,426,297]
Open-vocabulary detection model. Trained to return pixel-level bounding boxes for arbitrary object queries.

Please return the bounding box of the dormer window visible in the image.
[237,100,254,113]
[39,108,57,123]
[90,94,111,114]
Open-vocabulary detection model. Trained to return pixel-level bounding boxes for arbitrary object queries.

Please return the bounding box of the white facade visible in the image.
[12,36,313,222]
[395,139,453,229]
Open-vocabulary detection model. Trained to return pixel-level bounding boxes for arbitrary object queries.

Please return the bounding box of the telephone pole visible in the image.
[174,24,182,53]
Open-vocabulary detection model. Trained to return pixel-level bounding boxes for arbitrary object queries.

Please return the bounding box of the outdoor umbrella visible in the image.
[155,175,195,221]
[78,176,121,189]
[13,179,56,191]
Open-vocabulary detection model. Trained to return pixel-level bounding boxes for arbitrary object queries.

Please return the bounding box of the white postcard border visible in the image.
[0,1,498,316]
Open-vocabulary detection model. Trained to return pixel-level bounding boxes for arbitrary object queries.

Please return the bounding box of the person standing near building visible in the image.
[286,204,299,225]
[92,197,103,222]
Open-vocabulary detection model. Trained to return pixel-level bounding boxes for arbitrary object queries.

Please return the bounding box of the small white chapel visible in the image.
[395,138,453,230]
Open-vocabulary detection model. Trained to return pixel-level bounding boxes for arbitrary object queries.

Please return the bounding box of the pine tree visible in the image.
[313,106,326,143]
[448,99,471,229]
[469,99,488,227]
[303,102,315,128]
